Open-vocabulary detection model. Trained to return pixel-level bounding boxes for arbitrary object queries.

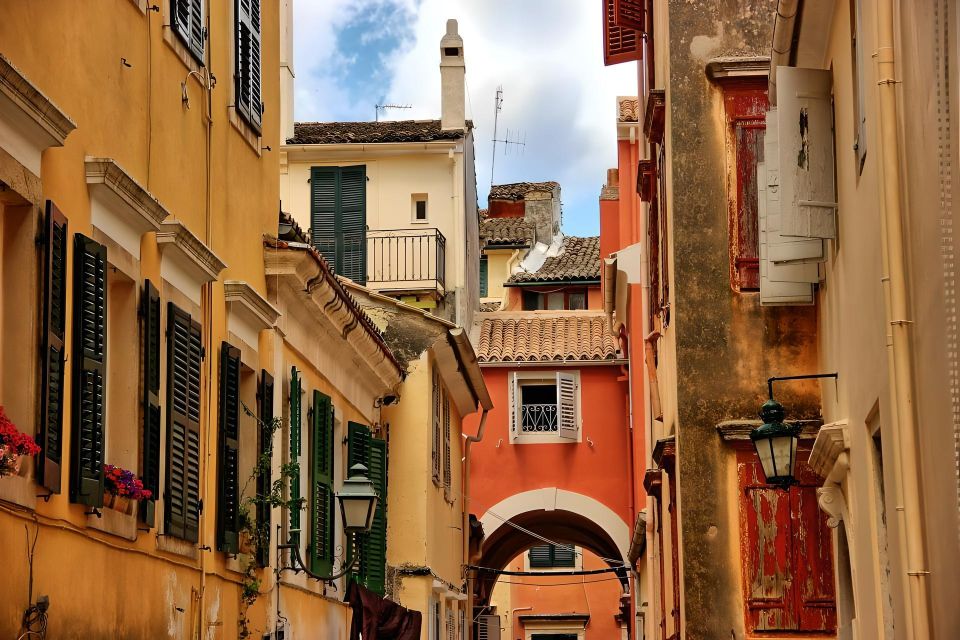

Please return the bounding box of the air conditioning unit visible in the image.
[476,614,501,640]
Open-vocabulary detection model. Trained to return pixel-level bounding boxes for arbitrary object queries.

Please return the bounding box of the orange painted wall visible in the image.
[501,284,603,312]
[467,366,632,524]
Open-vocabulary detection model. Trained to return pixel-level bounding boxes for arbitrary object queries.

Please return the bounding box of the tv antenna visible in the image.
[490,86,526,187]
[375,103,412,121]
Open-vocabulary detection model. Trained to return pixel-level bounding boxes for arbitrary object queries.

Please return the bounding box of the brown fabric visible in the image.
[346,581,422,640]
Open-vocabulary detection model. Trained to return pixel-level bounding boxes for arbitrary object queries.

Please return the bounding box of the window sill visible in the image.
[0,474,37,510]
[225,553,256,575]
[511,432,581,445]
[229,107,263,156]
[87,506,138,541]
[127,0,147,13]
[162,26,202,74]
[156,533,199,559]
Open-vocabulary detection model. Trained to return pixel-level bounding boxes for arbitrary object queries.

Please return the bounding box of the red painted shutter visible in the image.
[614,0,645,31]
[739,457,795,631]
[602,0,641,66]
[38,201,68,493]
[793,465,838,631]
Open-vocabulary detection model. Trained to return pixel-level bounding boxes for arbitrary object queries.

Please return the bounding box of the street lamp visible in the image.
[750,399,800,488]
[277,463,379,581]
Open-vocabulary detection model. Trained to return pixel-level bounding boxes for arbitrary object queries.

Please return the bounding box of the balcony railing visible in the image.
[520,403,558,433]
[366,228,446,292]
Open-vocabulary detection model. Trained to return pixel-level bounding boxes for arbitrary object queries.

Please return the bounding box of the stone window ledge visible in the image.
[87,506,138,541]
[0,474,37,510]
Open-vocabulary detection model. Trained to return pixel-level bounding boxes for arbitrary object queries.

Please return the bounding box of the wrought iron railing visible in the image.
[520,404,558,432]
[366,228,446,291]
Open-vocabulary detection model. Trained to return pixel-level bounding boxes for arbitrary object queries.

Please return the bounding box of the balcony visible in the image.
[366,228,446,294]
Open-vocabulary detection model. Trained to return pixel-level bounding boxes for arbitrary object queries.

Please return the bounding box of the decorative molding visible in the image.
[705,56,771,82]
[716,419,822,442]
[642,468,663,499]
[0,53,75,144]
[816,483,846,529]
[809,420,851,479]
[156,221,227,284]
[224,280,281,330]
[643,90,666,145]
[85,157,171,232]
[652,436,675,472]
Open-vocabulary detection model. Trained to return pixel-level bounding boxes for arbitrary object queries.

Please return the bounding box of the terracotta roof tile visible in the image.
[476,312,620,362]
[507,236,600,284]
[288,119,471,145]
[618,96,640,122]
[481,217,535,247]
[488,181,559,201]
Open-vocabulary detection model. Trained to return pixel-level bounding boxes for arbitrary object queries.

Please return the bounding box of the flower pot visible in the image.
[104,492,134,515]
[239,529,256,555]
[0,445,22,477]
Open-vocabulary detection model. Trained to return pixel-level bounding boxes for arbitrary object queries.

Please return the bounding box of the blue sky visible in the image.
[292,0,636,236]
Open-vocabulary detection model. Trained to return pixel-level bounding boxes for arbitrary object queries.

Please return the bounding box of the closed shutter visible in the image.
[476,615,500,640]
[172,0,205,64]
[793,484,837,631]
[288,367,302,544]
[446,608,455,640]
[508,372,518,434]
[556,372,578,440]
[776,66,837,239]
[479,255,488,297]
[70,235,107,507]
[141,280,162,527]
[614,0,645,30]
[339,166,367,284]
[165,303,202,542]
[235,0,262,131]
[528,544,553,568]
[309,390,335,576]
[346,422,370,584]
[38,201,67,494]
[363,436,388,595]
[217,342,241,553]
[432,372,441,481]
[442,393,451,493]
[552,544,576,567]
[310,167,337,266]
[602,0,641,66]
[256,370,274,567]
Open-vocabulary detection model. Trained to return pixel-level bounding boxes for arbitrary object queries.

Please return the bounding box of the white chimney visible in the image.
[439,19,465,131]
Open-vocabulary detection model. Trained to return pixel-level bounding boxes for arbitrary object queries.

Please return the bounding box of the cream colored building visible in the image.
[281,20,480,327]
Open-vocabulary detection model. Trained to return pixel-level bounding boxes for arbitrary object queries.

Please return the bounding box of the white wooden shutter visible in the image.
[777,66,837,239]
[557,372,578,440]
[509,372,518,434]
[477,615,501,640]
[760,160,816,306]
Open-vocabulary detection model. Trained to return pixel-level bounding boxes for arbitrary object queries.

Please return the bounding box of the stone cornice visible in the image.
[156,221,227,283]
[809,420,851,479]
[85,157,170,231]
[224,280,280,330]
[705,56,771,82]
[0,54,76,145]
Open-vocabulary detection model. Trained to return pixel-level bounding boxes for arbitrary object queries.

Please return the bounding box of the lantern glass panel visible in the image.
[340,494,378,532]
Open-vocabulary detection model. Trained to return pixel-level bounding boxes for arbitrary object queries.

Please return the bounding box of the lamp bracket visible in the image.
[767,373,838,400]
[277,534,358,582]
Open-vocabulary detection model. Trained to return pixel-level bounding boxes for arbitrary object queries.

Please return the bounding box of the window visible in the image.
[521,289,588,311]
[288,367,303,545]
[850,0,867,173]
[347,422,387,594]
[235,0,262,131]
[723,85,767,292]
[430,600,442,640]
[171,0,204,63]
[216,343,242,553]
[310,165,367,284]
[443,392,452,496]
[479,255,488,297]
[446,607,455,640]
[432,371,442,483]
[528,544,576,569]
[255,370,274,567]
[165,302,203,541]
[310,390,335,576]
[141,281,162,527]
[413,194,428,222]
[510,372,579,442]
[738,449,837,633]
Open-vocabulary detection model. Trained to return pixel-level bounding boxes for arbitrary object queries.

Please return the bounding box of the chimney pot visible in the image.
[440,18,466,131]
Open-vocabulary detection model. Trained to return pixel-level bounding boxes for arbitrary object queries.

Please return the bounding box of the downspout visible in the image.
[875,1,932,636]
[769,0,799,106]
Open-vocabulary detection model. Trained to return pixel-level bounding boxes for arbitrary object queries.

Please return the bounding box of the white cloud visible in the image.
[293,0,637,234]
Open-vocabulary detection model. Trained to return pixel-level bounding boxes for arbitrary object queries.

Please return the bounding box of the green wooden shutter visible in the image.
[339,166,367,284]
[362,436,387,595]
[432,373,441,482]
[217,342,242,553]
[309,390,334,575]
[165,303,202,542]
[288,367,302,543]
[141,280,162,527]
[552,544,576,567]
[256,370,274,567]
[235,0,262,131]
[442,393,451,493]
[39,201,67,494]
[172,0,204,63]
[310,167,337,266]
[70,234,107,508]
[528,544,553,568]
[346,421,371,583]
[479,255,488,297]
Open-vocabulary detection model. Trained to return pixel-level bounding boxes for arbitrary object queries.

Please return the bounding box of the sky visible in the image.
[292,0,637,237]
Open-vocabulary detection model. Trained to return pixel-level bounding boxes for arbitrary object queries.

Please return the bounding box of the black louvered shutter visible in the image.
[310,167,337,266]
[172,0,204,63]
[256,370,274,567]
[70,235,107,508]
[309,390,334,576]
[141,280,162,527]
[38,201,67,494]
[288,367,303,545]
[339,166,367,284]
[166,303,202,542]
[217,342,241,553]
[235,0,262,131]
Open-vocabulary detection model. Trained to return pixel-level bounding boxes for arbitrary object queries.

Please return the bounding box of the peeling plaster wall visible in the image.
[662,1,821,637]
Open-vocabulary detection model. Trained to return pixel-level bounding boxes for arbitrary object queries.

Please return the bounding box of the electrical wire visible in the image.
[495,575,630,587]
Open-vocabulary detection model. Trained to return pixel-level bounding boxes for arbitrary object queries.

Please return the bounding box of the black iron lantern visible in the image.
[750,399,801,488]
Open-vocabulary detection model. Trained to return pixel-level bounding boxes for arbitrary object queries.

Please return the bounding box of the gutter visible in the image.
[503,279,601,288]
[479,359,629,368]
[769,0,800,106]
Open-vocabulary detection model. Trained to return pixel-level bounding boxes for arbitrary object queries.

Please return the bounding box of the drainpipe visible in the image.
[875,1,932,636]
[769,0,799,106]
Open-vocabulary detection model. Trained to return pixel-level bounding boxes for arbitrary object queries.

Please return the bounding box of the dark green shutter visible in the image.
[346,422,371,583]
[362,436,387,594]
[288,367,302,543]
[310,166,367,284]
[479,255,488,297]
[309,390,334,576]
[528,544,553,568]
[552,544,576,567]
[256,370,274,567]
[235,0,262,131]
[442,393,451,493]
[165,303,202,542]
[528,544,576,568]
[141,280,162,527]
[171,0,204,63]
[38,201,67,494]
[217,342,241,553]
[70,234,107,508]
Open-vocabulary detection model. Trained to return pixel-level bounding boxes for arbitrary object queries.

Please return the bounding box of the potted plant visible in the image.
[103,464,152,514]
[0,407,40,477]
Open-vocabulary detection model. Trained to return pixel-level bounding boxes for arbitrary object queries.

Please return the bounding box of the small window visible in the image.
[520,383,558,432]
[522,289,589,310]
[568,290,587,310]
[412,194,428,222]
[510,372,579,442]
[529,544,577,568]
[479,255,488,297]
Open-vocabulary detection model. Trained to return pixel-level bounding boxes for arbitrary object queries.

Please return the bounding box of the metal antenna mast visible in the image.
[489,87,526,188]
[375,103,412,122]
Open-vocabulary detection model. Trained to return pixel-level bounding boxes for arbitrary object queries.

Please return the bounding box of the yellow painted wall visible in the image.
[482,248,517,303]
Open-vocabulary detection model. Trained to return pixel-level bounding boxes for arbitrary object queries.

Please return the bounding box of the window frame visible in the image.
[520,288,589,311]
[510,370,581,444]
[412,194,429,223]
